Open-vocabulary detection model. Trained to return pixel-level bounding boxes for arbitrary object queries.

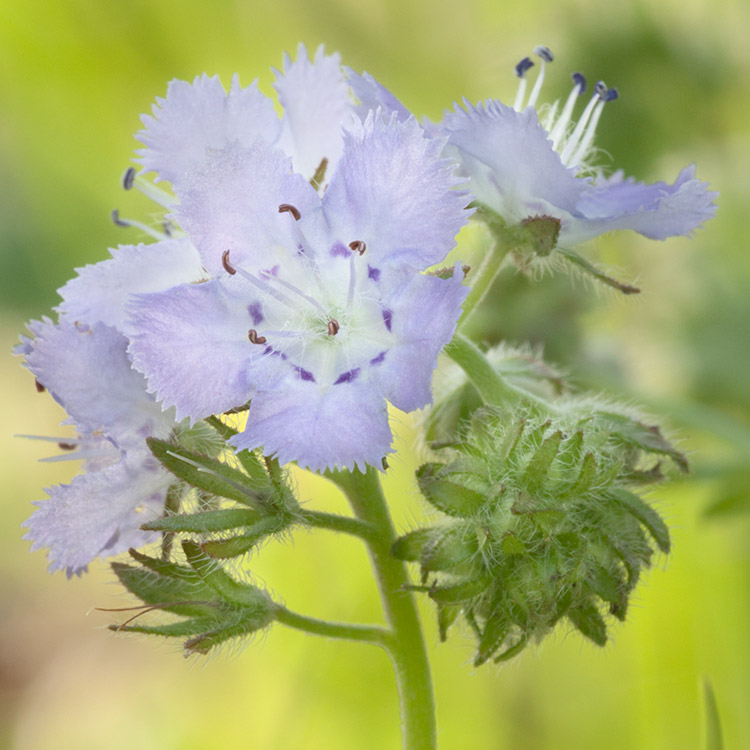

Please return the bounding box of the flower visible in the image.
[18,319,178,576]
[442,46,717,248]
[128,113,471,472]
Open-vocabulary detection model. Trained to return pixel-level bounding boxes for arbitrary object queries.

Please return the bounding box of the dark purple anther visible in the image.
[534,45,554,62]
[605,87,619,102]
[334,368,360,385]
[278,203,301,221]
[515,57,534,78]
[222,250,237,275]
[122,167,136,190]
[572,72,587,94]
[595,81,608,100]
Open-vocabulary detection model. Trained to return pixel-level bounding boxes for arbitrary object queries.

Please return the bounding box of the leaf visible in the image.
[608,488,671,554]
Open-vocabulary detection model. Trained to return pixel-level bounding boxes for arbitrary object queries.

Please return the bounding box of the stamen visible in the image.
[248,329,267,345]
[35,379,45,393]
[111,210,167,241]
[122,167,136,190]
[58,442,77,451]
[162,220,174,237]
[222,250,237,275]
[349,240,367,255]
[513,57,534,111]
[278,203,301,221]
[568,84,618,168]
[527,46,554,110]
[559,82,605,165]
[310,157,328,190]
[327,319,340,336]
[549,72,587,151]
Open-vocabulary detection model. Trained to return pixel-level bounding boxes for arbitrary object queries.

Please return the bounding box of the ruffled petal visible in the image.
[24,319,174,443]
[233,378,392,472]
[128,277,290,421]
[323,114,470,269]
[137,74,280,187]
[442,100,585,221]
[345,68,411,122]
[24,457,170,576]
[273,44,353,180]
[565,165,719,244]
[57,238,206,334]
[174,139,321,273]
[373,266,468,411]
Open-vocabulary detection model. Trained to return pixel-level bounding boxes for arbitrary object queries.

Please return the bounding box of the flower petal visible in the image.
[373,266,468,411]
[273,44,353,180]
[345,68,411,122]
[566,165,719,244]
[324,114,470,269]
[57,238,206,334]
[443,100,585,221]
[232,378,393,472]
[24,457,170,576]
[24,319,173,444]
[137,74,280,187]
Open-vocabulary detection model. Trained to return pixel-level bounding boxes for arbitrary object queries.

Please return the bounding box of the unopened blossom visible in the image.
[128,114,470,471]
[18,319,177,575]
[442,46,717,247]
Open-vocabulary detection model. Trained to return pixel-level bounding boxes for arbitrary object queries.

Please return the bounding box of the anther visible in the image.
[534,45,554,63]
[248,329,267,345]
[572,72,587,95]
[162,220,174,237]
[122,167,136,190]
[514,57,534,78]
[278,203,301,221]
[34,379,45,393]
[111,209,129,227]
[327,319,340,336]
[605,87,619,102]
[58,442,77,451]
[348,240,366,255]
[222,250,237,275]
[595,80,608,100]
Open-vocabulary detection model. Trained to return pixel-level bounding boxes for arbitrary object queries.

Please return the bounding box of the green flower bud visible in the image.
[398,396,684,665]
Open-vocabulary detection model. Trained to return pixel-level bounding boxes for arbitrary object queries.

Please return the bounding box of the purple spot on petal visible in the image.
[294,366,316,382]
[260,265,280,279]
[297,243,306,255]
[330,242,350,258]
[262,346,287,360]
[367,265,381,282]
[370,351,387,366]
[334,368,360,385]
[247,302,264,325]
[382,309,393,332]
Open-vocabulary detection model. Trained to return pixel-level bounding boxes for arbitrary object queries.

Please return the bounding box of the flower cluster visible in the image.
[17,43,716,579]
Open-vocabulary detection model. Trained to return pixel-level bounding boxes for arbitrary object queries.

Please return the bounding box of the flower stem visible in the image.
[275,604,393,647]
[297,508,379,542]
[329,467,437,750]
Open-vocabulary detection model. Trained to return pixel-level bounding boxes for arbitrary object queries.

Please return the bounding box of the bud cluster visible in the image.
[393,398,685,665]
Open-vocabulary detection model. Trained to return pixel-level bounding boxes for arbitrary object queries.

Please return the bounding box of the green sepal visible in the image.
[416,463,486,518]
[567,600,607,646]
[428,578,488,604]
[127,548,201,582]
[109,617,222,639]
[587,564,628,621]
[474,609,510,666]
[205,417,271,484]
[199,515,290,559]
[182,539,274,613]
[111,562,218,618]
[607,488,671,553]
[493,635,529,663]
[391,528,436,562]
[564,451,597,498]
[147,437,269,509]
[519,215,561,257]
[184,616,269,655]
[556,246,641,295]
[437,603,462,642]
[420,528,477,573]
[597,412,689,474]
[501,532,527,556]
[141,508,263,534]
[523,430,563,492]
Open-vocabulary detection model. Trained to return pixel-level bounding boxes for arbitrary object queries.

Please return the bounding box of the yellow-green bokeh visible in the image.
[1,1,748,748]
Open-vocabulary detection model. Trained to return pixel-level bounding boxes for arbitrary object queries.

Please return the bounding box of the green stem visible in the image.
[275,605,393,647]
[329,467,437,750]
[445,334,523,407]
[297,508,379,543]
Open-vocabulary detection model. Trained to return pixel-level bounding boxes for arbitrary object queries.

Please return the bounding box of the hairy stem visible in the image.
[297,508,379,542]
[275,604,393,647]
[329,467,436,750]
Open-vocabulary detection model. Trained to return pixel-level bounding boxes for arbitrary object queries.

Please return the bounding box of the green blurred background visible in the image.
[1,1,748,748]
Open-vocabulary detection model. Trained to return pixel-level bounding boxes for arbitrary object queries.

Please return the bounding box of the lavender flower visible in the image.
[18,319,178,576]
[442,46,717,247]
[128,114,470,472]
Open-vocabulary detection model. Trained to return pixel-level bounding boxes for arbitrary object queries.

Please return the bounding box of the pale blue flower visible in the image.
[19,319,177,576]
[128,114,470,472]
[442,46,717,246]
